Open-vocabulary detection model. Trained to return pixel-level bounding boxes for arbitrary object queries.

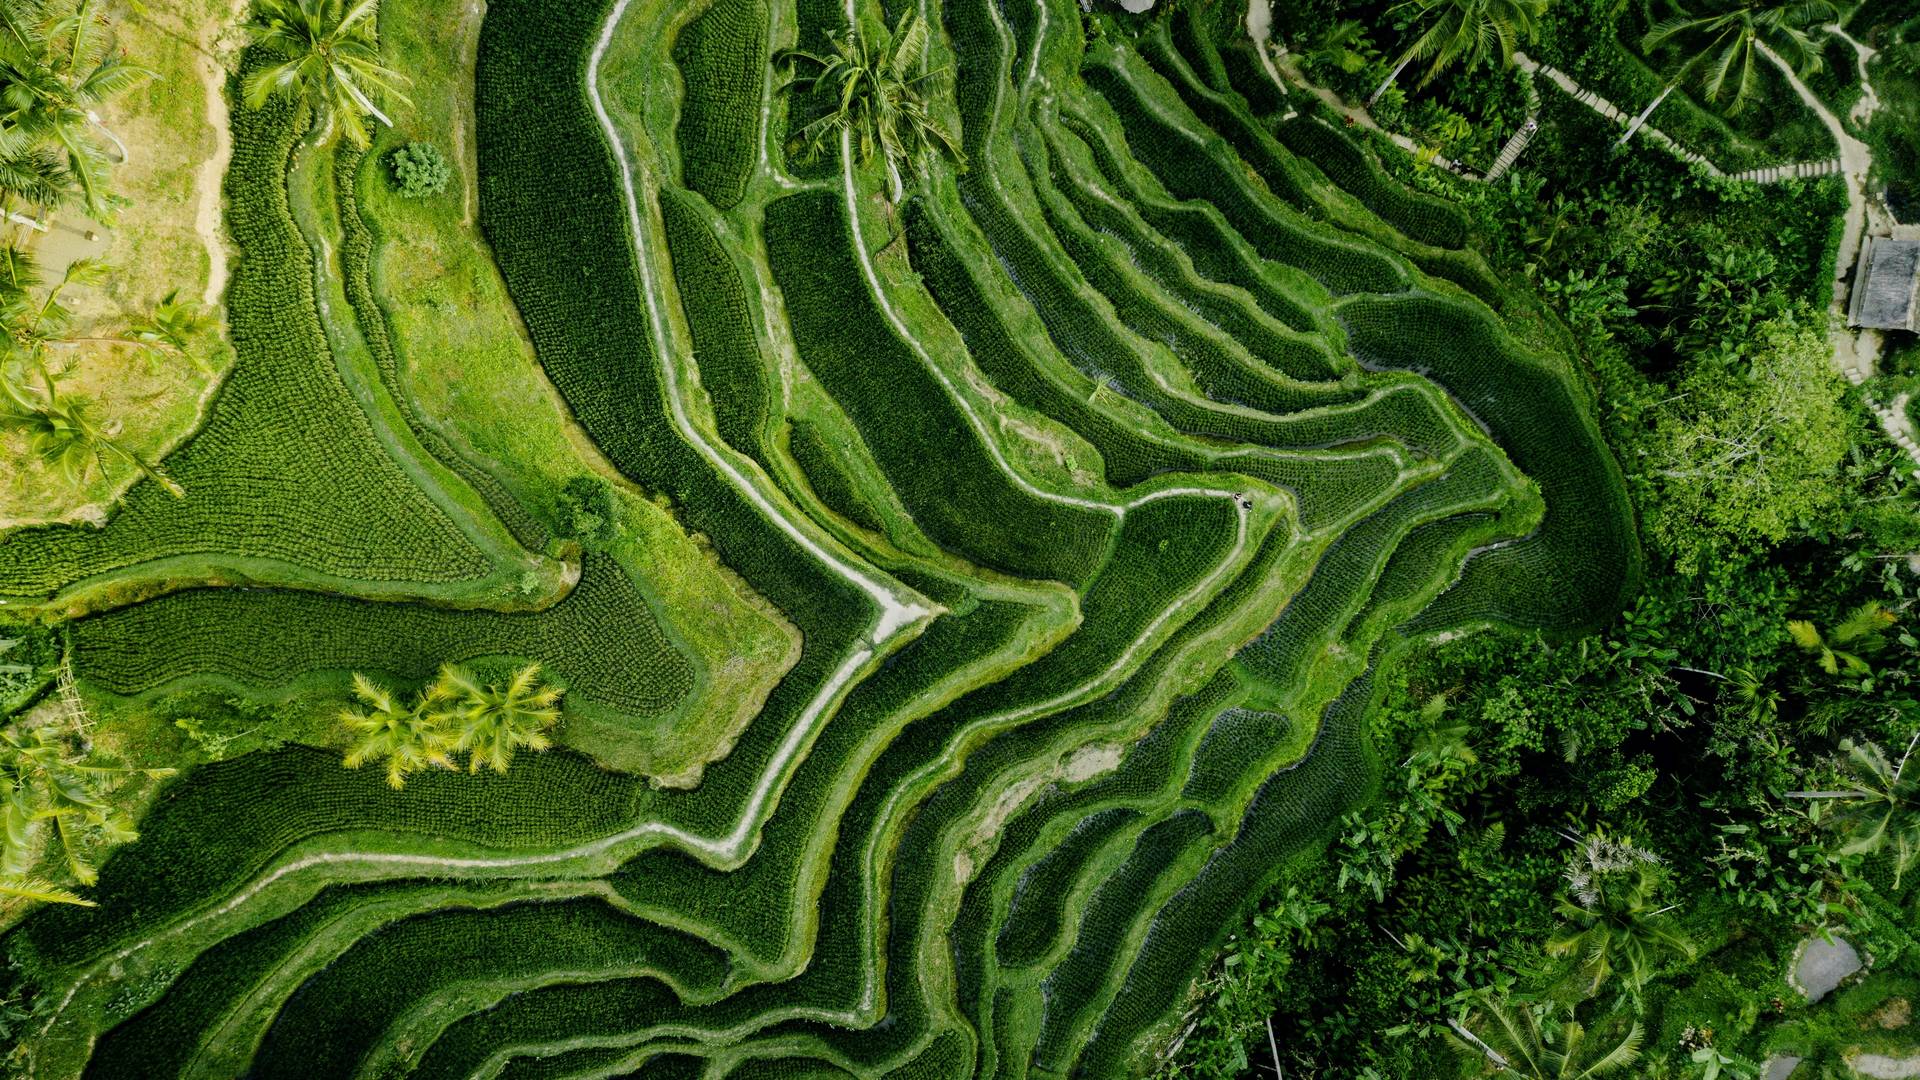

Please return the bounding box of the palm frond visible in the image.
[0,874,94,906]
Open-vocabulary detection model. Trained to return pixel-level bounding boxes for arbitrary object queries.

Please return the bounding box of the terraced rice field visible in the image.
[0,0,1637,1076]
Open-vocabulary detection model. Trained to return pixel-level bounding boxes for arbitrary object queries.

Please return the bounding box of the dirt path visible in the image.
[452,0,485,225]
[1829,24,1881,126]
[194,0,249,307]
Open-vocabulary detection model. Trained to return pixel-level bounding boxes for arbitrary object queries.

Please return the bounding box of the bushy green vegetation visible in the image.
[385,141,450,198]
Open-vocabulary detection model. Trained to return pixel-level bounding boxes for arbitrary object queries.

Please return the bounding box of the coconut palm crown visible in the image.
[1386,0,1548,89]
[243,0,409,149]
[1641,0,1840,115]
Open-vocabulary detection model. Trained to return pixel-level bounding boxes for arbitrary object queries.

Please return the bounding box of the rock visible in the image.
[1764,1056,1803,1080]
[1852,1054,1920,1079]
[1796,935,1863,1003]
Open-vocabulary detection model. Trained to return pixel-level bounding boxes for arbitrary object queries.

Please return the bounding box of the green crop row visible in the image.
[85,880,537,1080]
[904,196,1194,488]
[763,189,1114,588]
[659,187,771,458]
[405,593,1053,1074]
[960,672,1247,1076]
[1057,105,1331,340]
[477,0,893,844]
[1029,809,1216,1070]
[721,1058,858,1080]
[911,181,1418,536]
[1081,48,1409,297]
[1021,124,1358,417]
[995,806,1144,968]
[961,115,1452,459]
[1237,445,1512,694]
[959,492,1241,713]
[1337,292,1639,632]
[1180,705,1292,807]
[16,746,641,971]
[1344,511,1499,643]
[1274,116,1472,251]
[670,0,768,210]
[335,144,555,553]
[785,419,888,535]
[0,66,532,616]
[248,897,729,1078]
[875,505,1307,1076]
[442,482,1275,1070]
[1137,28,1324,218]
[1137,19,1506,305]
[415,602,1057,1071]
[603,597,1049,971]
[1123,36,1508,313]
[1168,6,1230,96]
[1039,118,1348,387]
[69,553,695,715]
[1220,37,1289,117]
[814,451,1314,1076]
[1071,666,1383,1075]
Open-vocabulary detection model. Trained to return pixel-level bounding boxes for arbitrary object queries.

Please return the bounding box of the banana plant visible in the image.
[779,10,964,205]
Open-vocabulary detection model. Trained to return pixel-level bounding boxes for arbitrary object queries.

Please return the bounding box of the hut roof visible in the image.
[1849,237,1920,331]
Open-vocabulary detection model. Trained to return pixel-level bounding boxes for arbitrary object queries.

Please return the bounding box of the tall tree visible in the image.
[0,251,187,496]
[1641,314,1852,573]
[243,0,409,149]
[0,377,181,495]
[1448,998,1644,1079]
[1370,0,1548,104]
[0,0,153,216]
[1789,735,1919,889]
[1641,0,1838,115]
[432,662,563,776]
[779,9,963,204]
[0,722,172,899]
[1545,833,1696,1001]
[339,672,455,789]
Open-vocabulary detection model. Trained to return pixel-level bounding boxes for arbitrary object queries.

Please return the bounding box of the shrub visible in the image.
[387,141,452,198]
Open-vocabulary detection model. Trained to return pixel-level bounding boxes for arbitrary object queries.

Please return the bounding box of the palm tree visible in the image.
[0,0,154,215]
[779,9,964,205]
[2,375,184,496]
[1640,0,1838,117]
[339,672,455,789]
[1786,601,1896,676]
[1448,997,1644,1078]
[0,722,172,895]
[1546,833,1696,1001]
[1369,0,1548,105]
[1788,735,1919,889]
[130,288,218,366]
[0,252,186,496]
[432,662,563,776]
[243,0,409,150]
